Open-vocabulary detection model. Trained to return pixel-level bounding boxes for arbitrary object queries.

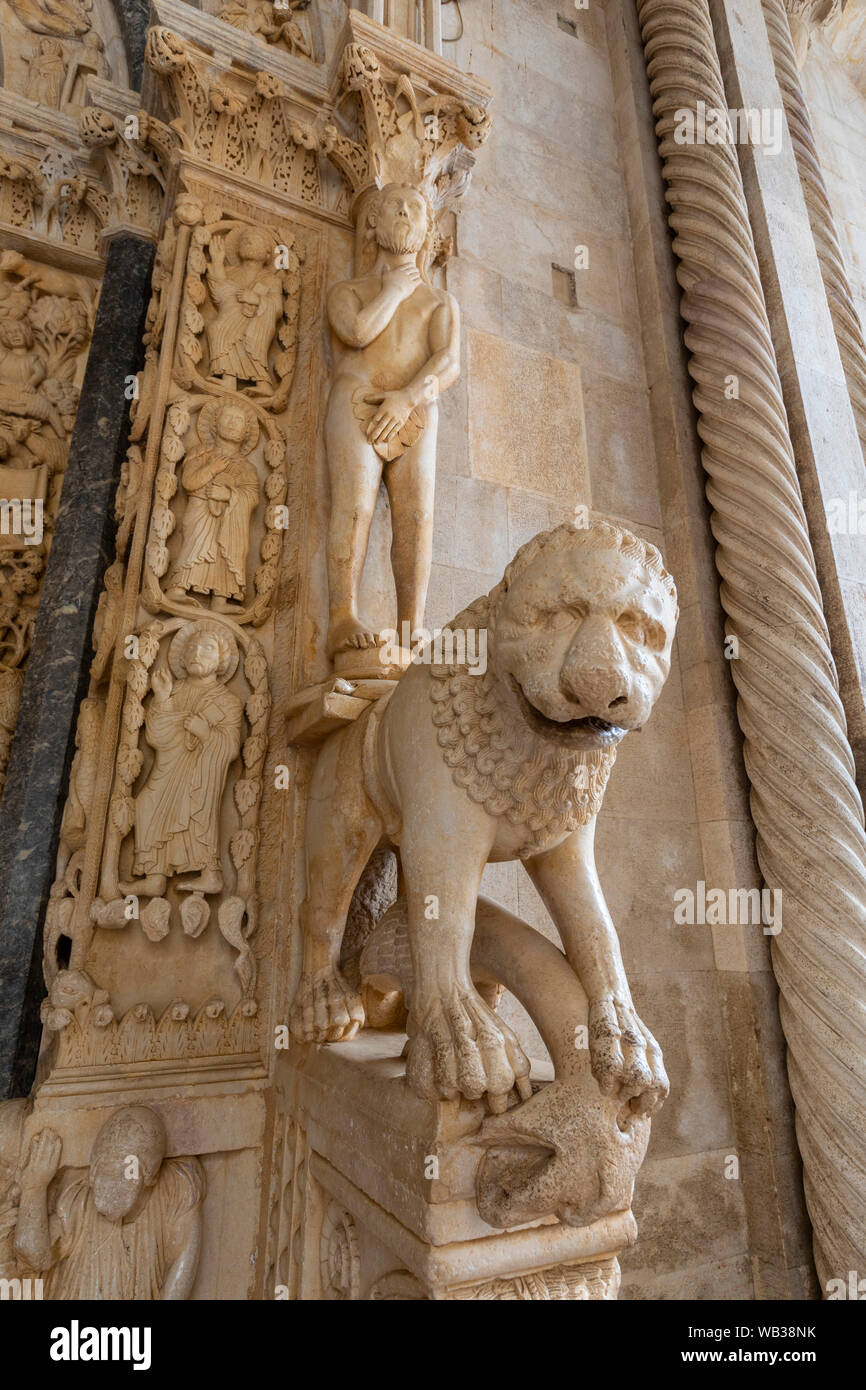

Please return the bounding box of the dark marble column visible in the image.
[115,0,151,92]
[0,233,154,1098]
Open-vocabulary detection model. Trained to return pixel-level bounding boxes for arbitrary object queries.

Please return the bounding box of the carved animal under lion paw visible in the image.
[290,519,679,1111]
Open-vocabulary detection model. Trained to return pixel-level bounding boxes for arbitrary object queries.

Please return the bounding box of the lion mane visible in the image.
[427,519,676,856]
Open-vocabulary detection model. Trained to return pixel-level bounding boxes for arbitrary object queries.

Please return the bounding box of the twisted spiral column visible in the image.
[764,0,866,466]
[635,0,866,1286]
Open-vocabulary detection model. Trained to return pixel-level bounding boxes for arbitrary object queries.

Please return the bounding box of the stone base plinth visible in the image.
[268,1035,635,1300]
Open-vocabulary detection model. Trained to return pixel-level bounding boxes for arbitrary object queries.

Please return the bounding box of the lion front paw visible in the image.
[290,967,365,1044]
[406,988,532,1112]
[588,996,669,1117]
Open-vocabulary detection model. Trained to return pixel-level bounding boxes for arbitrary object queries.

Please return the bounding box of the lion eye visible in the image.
[540,607,579,632]
[619,610,665,650]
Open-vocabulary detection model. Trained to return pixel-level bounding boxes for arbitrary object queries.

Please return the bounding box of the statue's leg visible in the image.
[290,718,382,1043]
[325,380,383,656]
[384,414,437,641]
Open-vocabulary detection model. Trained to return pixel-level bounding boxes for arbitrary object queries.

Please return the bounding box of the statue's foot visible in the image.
[178,869,223,894]
[290,966,365,1043]
[588,996,669,1117]
[121,874,167,898]
[406,988,532,1113]
[326,614,383,658]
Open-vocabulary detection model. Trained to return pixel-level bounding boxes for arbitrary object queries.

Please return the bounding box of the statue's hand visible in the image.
[364,389,413,445]
[588,996,669,1117]
[151,667,172,702]
[20,1128,62,1191]
[382,262,421,303]
[183,713,210,744]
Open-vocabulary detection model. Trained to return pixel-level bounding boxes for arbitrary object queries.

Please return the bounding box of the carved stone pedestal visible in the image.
[270,1036,634,1300]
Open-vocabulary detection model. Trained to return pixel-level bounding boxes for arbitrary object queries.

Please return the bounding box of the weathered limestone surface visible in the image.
[2,0,866,1304]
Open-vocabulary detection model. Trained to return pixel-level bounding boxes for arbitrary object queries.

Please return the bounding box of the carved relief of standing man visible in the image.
[165,400,259,607]
[23,38,66,107]
[205,226,284,395]
[132,622,242,897]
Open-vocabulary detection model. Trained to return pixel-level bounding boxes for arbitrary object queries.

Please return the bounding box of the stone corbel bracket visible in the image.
[324,9,492,209]
[141,0,331,211]
[140,1,491,233]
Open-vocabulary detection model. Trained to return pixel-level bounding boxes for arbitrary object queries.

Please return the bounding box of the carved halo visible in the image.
[219,222,277,268]
[195,396,259,456]
[168,618,240,683]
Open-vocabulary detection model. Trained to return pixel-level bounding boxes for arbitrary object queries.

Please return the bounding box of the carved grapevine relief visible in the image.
[41,184,306,1056]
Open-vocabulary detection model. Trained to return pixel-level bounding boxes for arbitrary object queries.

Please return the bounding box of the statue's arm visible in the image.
[14,1129,62,1270]
[524,822,631,1001]
[402,293,461,408]
[327,276,405,349]
[160,1206,202,1300]
[181,453,227,492]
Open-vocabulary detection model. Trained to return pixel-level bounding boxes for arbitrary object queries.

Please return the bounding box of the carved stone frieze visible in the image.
[0,0,122,113]
[38,162,316,1071]
[3,1102,205,1298]
[144,26,325,207]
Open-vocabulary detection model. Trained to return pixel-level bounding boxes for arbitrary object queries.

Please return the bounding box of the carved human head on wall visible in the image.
[0,318,34,350]
[369,183,432,258]
[237,226,273,265]
[492,519,679,753]
[216,402,250,447]
[169,620,240,685]
[89,1106,167,1221]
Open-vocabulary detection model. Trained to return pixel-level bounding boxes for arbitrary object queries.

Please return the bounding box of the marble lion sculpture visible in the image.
[290,518,679,1114]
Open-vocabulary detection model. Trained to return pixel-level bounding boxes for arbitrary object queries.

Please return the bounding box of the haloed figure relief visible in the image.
[133,622,243,897]
[165,399,260,609]
[325,182,460,659]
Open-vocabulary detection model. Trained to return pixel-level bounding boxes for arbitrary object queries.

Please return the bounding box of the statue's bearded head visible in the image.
[89,1106,166,1221]
[186,632,221,680]
[372,183,431,256]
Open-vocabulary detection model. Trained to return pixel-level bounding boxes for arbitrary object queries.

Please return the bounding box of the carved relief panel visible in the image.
[0,250,96,791]
[0,0,125,112]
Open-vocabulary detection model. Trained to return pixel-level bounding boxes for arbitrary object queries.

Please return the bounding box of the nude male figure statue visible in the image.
[324,182,460,659]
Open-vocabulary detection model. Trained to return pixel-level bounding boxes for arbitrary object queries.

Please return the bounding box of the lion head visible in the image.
[428,519,678,853]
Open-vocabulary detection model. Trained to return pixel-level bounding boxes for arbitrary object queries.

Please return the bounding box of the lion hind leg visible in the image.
[290,720,384,1044]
